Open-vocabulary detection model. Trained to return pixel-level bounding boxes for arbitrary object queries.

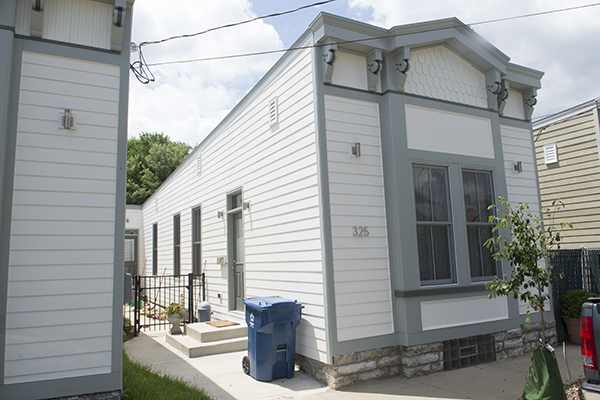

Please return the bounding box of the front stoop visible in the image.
[166,322,248,358]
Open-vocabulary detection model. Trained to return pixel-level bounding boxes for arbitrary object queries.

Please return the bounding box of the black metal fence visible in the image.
[123,273,205,335]
[552,248,600,342]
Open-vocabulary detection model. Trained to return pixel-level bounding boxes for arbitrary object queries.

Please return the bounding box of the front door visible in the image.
[232,211,244,310]
[124,233,138,276]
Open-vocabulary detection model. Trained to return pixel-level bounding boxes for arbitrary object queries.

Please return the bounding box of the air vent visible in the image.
[443,334,495,371]
[196,155,202,175]
[544,144,558,164]
[268,98,278,127]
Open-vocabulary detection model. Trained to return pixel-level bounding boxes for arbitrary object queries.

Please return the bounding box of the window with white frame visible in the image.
[462,170,498,280]
[413,165,455,284]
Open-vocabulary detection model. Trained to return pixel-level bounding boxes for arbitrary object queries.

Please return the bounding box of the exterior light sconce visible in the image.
[514,161,523,173]
[351,142,361,158]
[243,201,251,211]
[61,109,74,129]
[217,211,224,219]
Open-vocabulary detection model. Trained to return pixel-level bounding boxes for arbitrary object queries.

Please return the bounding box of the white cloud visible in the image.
[129,0,600,144]
[128,0,283,145]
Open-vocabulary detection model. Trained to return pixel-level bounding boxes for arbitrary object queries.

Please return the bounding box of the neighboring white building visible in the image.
[0,1,133,399]
[135,13,548,387]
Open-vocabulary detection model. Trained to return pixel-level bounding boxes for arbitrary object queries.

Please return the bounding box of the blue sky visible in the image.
[129,0,600,145]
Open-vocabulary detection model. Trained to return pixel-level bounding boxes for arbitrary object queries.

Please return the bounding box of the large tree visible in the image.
[127,132,192,205]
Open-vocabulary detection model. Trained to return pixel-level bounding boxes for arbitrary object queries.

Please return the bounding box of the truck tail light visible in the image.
[582,316,598,371]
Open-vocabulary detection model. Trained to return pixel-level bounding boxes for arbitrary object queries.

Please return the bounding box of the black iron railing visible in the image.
[123,273,205,335]
[552,248,600,342]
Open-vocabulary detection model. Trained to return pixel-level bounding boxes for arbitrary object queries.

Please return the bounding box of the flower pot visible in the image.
[563,317,581,344]
[167,315,184,335]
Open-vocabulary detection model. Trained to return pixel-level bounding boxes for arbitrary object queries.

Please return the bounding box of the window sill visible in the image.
[395,284,489,298]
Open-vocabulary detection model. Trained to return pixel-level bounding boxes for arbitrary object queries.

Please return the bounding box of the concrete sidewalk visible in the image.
[124,332,585,400]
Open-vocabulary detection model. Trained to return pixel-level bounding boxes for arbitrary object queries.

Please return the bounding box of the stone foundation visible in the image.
[296,321,558,389]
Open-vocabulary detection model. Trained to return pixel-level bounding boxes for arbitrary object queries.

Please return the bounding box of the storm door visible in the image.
[124,229,138,276]
[228,192,245,311]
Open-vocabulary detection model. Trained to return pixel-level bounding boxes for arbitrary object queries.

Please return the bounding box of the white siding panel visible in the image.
[500,124,540,213]
[406,104,494,158]
[325,95,394,342]
[43,0,112,49]
[5,52,120,383]
[141,46,328,361]
[331,51,369,91]
[421,296,509,330]
[504,90,525,120]
[405,46,487,108]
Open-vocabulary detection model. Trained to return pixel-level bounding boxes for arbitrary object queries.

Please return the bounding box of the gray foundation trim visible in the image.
[1,372,121,400]
[0,32,21,388]
[312,45,337,361]
[333,333,398,356]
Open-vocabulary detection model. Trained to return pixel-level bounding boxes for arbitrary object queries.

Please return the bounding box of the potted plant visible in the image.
[561,289,599,344]
[164,302,187,335]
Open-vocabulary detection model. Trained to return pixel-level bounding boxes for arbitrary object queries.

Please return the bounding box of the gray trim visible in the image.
[312,45,337,361]
[0,29,20,389]
[109,4,134,391]
[1,371,121,400]
[334,333,398,356]
[0,0,16,27]
[20,36,122,66]
[395,284,489,298]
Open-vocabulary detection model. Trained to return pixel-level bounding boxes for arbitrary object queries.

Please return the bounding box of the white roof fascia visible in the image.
[533,97,600,130]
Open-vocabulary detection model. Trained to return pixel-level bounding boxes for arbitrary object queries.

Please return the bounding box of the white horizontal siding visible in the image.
[43,0,112,49]
[142,45,327,362]
[5,52,120,383]
[325,95,394,342]
[500,125,540,212]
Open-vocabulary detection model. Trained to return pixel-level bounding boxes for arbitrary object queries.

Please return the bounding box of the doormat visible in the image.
[207,320,240,328]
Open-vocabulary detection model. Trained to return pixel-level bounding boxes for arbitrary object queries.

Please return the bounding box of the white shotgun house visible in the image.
[0,0,133,399]
[134,13,549,387]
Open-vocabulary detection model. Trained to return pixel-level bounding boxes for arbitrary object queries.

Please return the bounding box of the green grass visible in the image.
[122,348,213,400]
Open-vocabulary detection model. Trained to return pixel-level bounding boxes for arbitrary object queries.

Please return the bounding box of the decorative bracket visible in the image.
[485,69,509,114]
[322,41,337,84]
[395,47,411,92]
[366,49,383,92]
[30,0,44,38]
[523,88,538,121]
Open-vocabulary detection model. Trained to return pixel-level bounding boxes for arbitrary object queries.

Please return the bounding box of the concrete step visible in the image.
[166,333,247,358]
[186,322,247,343]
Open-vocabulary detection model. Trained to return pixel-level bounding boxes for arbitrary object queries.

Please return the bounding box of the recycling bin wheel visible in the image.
[242,356,250,375]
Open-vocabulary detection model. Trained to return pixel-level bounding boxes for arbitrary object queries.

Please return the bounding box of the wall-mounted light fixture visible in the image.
[513,161,523,173]
[351,142,361,158]
[61,109,74,129]
[217,210,224,219]
[243,201,251,211]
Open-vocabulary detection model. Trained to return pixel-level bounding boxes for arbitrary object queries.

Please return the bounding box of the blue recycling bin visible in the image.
[242,296,303,382]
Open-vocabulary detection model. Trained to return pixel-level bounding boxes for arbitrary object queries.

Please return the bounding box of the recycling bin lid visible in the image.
[198,301,211,310]
[243,296,302,312]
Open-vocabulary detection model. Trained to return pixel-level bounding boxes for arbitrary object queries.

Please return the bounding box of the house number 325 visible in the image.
[353,227,369,237]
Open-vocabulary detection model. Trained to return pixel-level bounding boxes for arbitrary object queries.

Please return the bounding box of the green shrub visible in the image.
[561,289,599,318]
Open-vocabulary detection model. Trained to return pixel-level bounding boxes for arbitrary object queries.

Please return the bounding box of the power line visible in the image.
[131,0,336,83]
[133,1,600,81]
[138,0,336,48]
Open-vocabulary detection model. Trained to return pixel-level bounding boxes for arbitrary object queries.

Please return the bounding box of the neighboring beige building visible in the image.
[533,98,600,248]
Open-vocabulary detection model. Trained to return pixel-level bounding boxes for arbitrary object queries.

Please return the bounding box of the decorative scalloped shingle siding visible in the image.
[405,46,487,108]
